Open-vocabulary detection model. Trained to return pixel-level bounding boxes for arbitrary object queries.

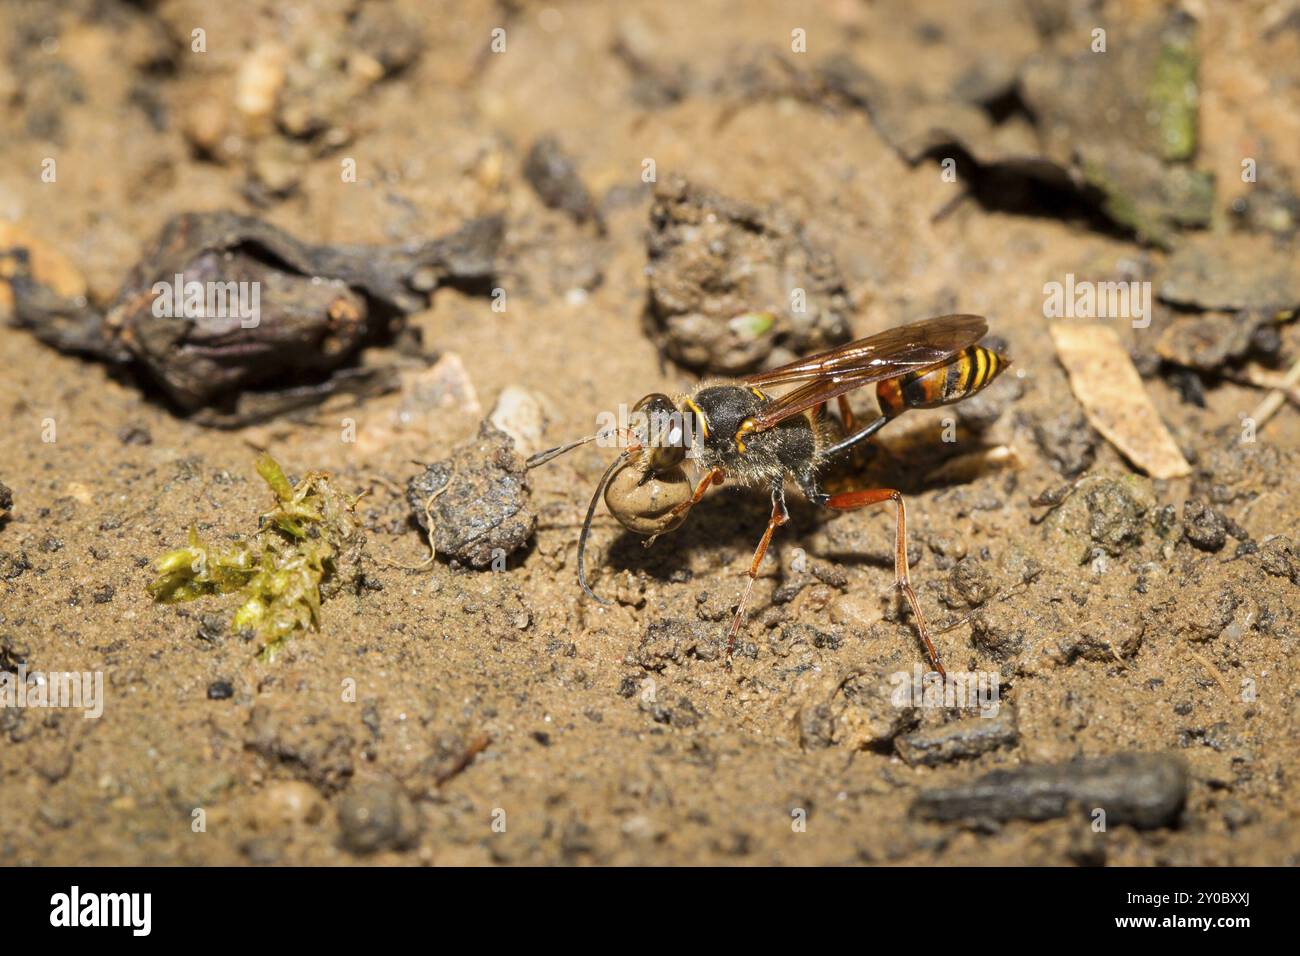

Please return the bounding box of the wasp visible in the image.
[527,314,1009,677]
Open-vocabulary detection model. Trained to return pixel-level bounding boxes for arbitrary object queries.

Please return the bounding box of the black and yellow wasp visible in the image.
[529,314,1009,677]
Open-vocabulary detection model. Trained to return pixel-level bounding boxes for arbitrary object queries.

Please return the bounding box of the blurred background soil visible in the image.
[0,0,1298,865]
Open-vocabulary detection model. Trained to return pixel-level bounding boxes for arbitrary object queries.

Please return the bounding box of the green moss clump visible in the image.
[147,528,257,601]
[1081,158,1214,249]
[148,454,362,659]
[1149,39,1199,163]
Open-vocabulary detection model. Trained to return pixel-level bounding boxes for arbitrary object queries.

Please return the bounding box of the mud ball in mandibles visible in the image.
[406,421,536,568]
[603,458,693,537]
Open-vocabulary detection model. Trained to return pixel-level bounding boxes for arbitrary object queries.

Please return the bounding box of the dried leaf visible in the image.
[1051,323,1191,479]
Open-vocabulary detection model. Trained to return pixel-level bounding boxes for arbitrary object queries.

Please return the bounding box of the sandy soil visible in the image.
[1,0,1298,865]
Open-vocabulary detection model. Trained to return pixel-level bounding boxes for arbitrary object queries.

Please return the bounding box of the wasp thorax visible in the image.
[604,457,693,536]
[631,392,688,473]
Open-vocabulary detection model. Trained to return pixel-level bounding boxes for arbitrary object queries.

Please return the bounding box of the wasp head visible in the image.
[630,392,689,475]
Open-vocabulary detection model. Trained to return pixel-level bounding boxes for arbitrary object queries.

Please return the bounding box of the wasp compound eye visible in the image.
[604,459,693,536]
[632,393,687,472]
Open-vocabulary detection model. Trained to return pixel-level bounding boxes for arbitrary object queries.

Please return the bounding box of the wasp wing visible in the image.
[742,314,987,430]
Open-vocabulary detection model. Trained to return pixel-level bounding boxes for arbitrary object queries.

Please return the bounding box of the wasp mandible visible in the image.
[528,314,1010,677]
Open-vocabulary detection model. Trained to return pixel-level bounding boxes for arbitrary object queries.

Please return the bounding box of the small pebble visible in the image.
[337,778,421,855]
[1182,499,1227,552]
[488,386,547,457]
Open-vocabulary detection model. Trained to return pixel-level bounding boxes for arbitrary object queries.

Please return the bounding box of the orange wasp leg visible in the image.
[823,487,946,679]
[725,486,788,659]
[668,466,724,520]
[836,394,856,433]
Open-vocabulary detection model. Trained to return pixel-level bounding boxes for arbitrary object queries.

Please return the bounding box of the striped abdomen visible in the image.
[876,345,1008,418]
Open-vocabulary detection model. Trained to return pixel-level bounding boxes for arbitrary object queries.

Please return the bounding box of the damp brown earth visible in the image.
[0,0,1298,865]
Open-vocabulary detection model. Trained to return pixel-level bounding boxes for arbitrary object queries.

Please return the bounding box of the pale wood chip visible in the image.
[1050,322,1191,479]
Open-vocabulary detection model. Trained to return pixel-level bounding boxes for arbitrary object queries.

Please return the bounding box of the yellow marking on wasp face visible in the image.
[735,418,757,453]
[684,398,709,439]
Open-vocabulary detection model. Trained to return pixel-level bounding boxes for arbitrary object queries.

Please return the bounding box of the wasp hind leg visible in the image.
[818,486,946,679]
[725,482,788,661]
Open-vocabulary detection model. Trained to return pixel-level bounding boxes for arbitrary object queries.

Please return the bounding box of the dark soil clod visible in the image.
[644,175,852,374]
[1182,499,1229,552]
[524,135,602,229]
[406,421,536,569]
[896,708,1019,766]
[911,752,1188,829]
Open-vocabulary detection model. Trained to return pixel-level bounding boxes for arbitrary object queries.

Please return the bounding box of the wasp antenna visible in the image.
[576,452,629,605]
[525,432,611,470]
[527,436,591,469]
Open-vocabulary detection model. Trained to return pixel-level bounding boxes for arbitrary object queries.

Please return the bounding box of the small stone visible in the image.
[1031,409,1096,478]
[245,702,356,794]
[1182,499,1227,552]
[1257,535,1299,584]
[621,814,668,843]
[896,708,1018,766]
[970,604,1026,662]
[398,352,481,427]
[38,791,76,829]
[1158,233,1300,312]
[35,749,73,783]
[337,777,421,855]
[523,135,600,226]
[488,385,547,457]
[945,557,993,608]
[828,592,881,630]
[1084,478,1150,555]
[117,424,153,446]
[630,618,723,667]
[1156,310,1260,371]
[261,780,325,828]
[235,43,287,127]
[197,614,227,644]
[798,704,837,749]
[180,98,231,160]
[240,837,283,865]
[0,550,31,581]
[207,680,235,700]
[248,137,307,198]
